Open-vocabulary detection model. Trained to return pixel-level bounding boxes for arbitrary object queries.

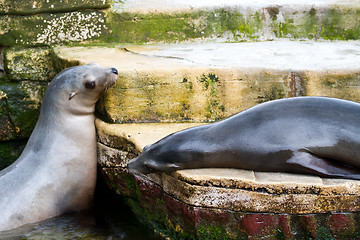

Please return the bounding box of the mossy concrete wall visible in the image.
[98,67,360,123]
[105,6,360,43]
[97,69,295,123]
[2,2,358,47]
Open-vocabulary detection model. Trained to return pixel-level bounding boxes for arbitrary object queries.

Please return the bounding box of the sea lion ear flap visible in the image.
[69,92,78,100]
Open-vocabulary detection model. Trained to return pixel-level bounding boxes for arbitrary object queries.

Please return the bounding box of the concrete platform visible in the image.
[57,41,360,71]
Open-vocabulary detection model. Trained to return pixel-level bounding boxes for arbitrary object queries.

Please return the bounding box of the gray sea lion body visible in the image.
[0,63,118,231]
[128,97,360,179]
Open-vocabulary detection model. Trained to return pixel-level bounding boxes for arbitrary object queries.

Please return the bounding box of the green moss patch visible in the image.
[0,81,47,139]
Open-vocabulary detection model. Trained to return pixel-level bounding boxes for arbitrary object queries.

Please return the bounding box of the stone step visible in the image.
[1,0,359,47]
[108,0,360,43]
[56,40,360,123]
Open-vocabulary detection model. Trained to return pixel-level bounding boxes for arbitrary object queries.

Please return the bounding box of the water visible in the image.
[0,182,159,240]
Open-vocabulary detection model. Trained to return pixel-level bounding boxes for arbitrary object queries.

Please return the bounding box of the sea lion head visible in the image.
[127,141,185,175]
[42,63,118,115]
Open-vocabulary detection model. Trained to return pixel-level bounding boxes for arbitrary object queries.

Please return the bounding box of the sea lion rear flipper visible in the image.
[287,151,360,180]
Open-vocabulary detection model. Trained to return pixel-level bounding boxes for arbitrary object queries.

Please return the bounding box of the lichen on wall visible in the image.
[0,11,108,47]
[35,11,107,45]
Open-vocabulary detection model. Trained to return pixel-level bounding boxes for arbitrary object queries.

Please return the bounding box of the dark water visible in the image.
[0,181,159,240]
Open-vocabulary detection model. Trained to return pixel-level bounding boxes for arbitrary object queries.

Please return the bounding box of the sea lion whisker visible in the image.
[69,92,78,100]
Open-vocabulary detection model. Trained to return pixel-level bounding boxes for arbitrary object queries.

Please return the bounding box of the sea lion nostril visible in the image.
[111,68,118,75]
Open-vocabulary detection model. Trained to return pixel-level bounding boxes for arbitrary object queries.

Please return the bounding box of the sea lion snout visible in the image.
[111,68,118,75]
[127,157,149,175]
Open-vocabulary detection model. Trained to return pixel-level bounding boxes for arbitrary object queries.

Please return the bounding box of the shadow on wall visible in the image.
[0,46,4,78]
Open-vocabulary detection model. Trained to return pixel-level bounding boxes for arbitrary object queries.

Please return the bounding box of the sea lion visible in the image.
[0,63,118,231]
[127,97,360,180]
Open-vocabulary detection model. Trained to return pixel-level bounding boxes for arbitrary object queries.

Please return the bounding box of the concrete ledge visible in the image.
[96,118,360,215]
[96,118,360,238]
[110,0,360,43]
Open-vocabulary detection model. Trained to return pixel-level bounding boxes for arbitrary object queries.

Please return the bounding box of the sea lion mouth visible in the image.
[127,157,145,175]
[127,157,158,175]
[104,68,118,90]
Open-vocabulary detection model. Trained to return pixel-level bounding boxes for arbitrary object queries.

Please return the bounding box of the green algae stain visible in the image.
[319,8,360,40]
[257,84,286,104]
[105,9,264,43]
[207,9,262,41]
[316,227,335,240]
[105,11,206,43]
[200,73,225,120]
[321,8,344,40]
[0,82,45,139]
[303,8,319,39]
[197,225,235,240]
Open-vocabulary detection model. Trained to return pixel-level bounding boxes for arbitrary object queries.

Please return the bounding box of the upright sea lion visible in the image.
[128,97,360,180]
[0,63,118,231]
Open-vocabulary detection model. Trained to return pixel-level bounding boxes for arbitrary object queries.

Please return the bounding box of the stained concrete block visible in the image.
[5,47,58,81]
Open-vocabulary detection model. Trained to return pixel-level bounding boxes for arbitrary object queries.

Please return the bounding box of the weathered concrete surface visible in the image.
[96,118,360,239]
[5,47,59,81]
[96,119,204,154]
[57,43,360,123]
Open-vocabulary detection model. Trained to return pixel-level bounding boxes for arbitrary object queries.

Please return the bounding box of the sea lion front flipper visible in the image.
[287,151,360,180]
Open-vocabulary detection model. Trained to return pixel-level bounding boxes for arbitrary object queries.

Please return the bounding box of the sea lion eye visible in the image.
[85,81,96,89]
